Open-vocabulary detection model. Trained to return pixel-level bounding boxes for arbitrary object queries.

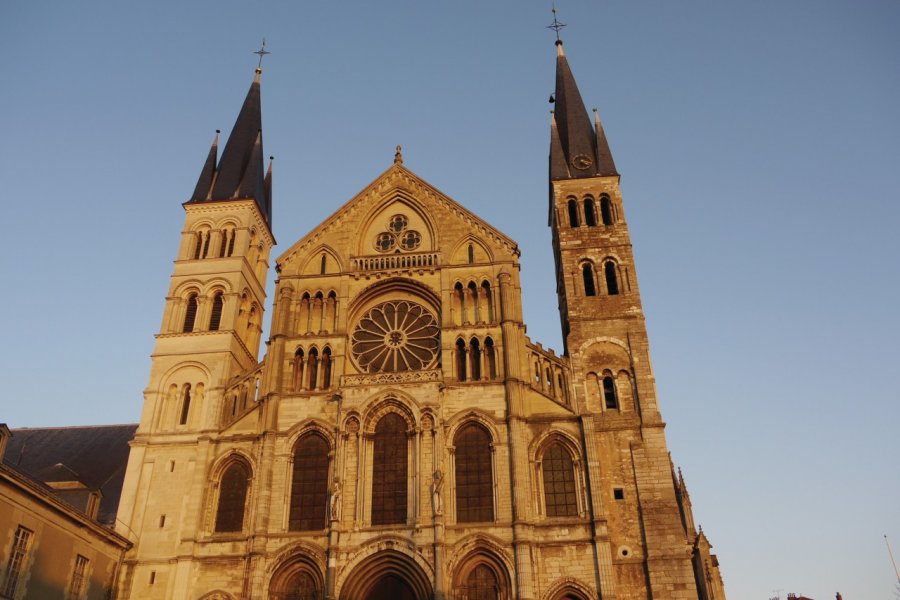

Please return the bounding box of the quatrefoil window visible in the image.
[351,300,440,373]
[373,214,422,253]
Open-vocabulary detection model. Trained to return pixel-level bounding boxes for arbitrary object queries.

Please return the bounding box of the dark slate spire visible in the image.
[593,107,618,176]
[189,68,271,226]
[550,40,618,179]
[189,130,219,202]
[264,156,273,223]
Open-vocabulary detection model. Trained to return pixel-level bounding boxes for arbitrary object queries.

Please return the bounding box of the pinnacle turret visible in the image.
[188,69,271,227]
[549,41,618,179]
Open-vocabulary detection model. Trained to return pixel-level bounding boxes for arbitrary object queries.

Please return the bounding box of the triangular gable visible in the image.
[277,163,520,270]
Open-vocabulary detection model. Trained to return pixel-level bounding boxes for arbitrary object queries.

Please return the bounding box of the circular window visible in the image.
[375,232,396,252]
[351,301,440,373]
[388,214,408,233]
[399,230,421,251]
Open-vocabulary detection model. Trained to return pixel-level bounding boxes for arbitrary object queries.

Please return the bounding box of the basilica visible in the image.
[2,35,726,600]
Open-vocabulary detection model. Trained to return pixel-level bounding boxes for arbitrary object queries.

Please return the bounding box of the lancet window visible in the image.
[455,423,494,523]
[542,443,578,517]
[214,461,250,533]
[371,413,408,525]
[289,433,330,531]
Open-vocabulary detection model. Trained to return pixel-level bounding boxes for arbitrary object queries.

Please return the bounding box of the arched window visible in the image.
[322,347,333,389]
[567,198,580,227]
[209,292,224,331]
[454,282,466,326]
[456,338,467,382]
[289,433,330,531]
[293,348,305,391]
[603,375,618,410]
[179,384,191,425]
[469,338,482,381]
[320,254,327,274]
[307,348,319,390]
[582,264,597,296]
[218,230,227,257]
[371,413,408,525]
[455,423,494,523]
[600,196,614,225]
[604,261,620,295]
[183,294,198,332]
[227,229,236,256]
[542,443,578,517]
[484,337,497,379]
[468,243,475,265]
[193,231,203,259]
[583,198,597,226]
[465,564,499,600]
[480,280,494,323]
[201,230,211,258]
[214,461,250,532]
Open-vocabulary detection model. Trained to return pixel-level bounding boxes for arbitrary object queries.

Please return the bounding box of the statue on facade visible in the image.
[432,470,444,516]
[330,480,342,521]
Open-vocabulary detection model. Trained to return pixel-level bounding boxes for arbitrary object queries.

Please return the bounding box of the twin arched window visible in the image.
[581,260,621,297]
[209,292,224,331]
[455,423,494,523]
[214,461,251,533]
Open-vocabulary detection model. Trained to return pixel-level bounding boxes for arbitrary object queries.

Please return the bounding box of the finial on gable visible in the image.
[394,145,403,165]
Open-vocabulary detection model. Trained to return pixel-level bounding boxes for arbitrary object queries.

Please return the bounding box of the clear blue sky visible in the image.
[1,1,898,598]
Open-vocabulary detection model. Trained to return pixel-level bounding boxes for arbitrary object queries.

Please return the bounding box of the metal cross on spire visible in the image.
[546,3,566,41]
[253,38,271,70]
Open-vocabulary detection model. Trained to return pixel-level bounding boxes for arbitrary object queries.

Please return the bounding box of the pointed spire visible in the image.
[593,107,618,176]
[549,39,618,179]
[188,68,271,227]
[190,130,219,203]
[264,156,273,223]
[549,112,570,179]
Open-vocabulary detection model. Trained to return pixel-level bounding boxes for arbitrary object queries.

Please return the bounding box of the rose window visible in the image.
[373,214,422,253]
[351,301,440,373]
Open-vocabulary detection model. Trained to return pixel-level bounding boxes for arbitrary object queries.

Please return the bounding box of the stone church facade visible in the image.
[114,39,726,600]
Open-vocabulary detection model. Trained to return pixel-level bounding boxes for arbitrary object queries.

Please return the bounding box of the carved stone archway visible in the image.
[338,549,432,600]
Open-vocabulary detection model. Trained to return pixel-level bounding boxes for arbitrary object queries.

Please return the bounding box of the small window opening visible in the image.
[201,231,211,258]
[604,261,620,295]
[307,348,319,390]
[193,232,202,259]
[470,338,482,381]
[209,292,224,331]
[169,461,175,472]
[456,338,467,382]
[322,347,333,389]
[584,198,597,226]
[567,199,580,227]
[227,230,236,256]
[179,384,191,425]
[320,254,327,274]
[149,571,156,585]
[183,294,198,332]
[582,264,597,296]
[602,376,618,410]
[484,337,497,379]
[159,514,166,528]
[614,488,625,500]
[600,196,614,225]
[467,243,475,264]
[219,231,227,257]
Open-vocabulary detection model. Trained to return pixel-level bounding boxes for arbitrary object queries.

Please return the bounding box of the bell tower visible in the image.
[548,38,710,598]
[115,66,274,596]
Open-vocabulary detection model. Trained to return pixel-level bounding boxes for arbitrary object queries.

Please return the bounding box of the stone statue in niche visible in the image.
[330,480,342,521]
[432,470,444,516]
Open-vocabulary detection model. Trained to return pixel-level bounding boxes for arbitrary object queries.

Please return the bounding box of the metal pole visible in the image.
[886,534,900,584]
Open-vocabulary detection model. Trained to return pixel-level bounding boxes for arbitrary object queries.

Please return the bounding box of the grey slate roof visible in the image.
[550,41,617,180]
[3,424,137,525]
[187,70,271,228]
